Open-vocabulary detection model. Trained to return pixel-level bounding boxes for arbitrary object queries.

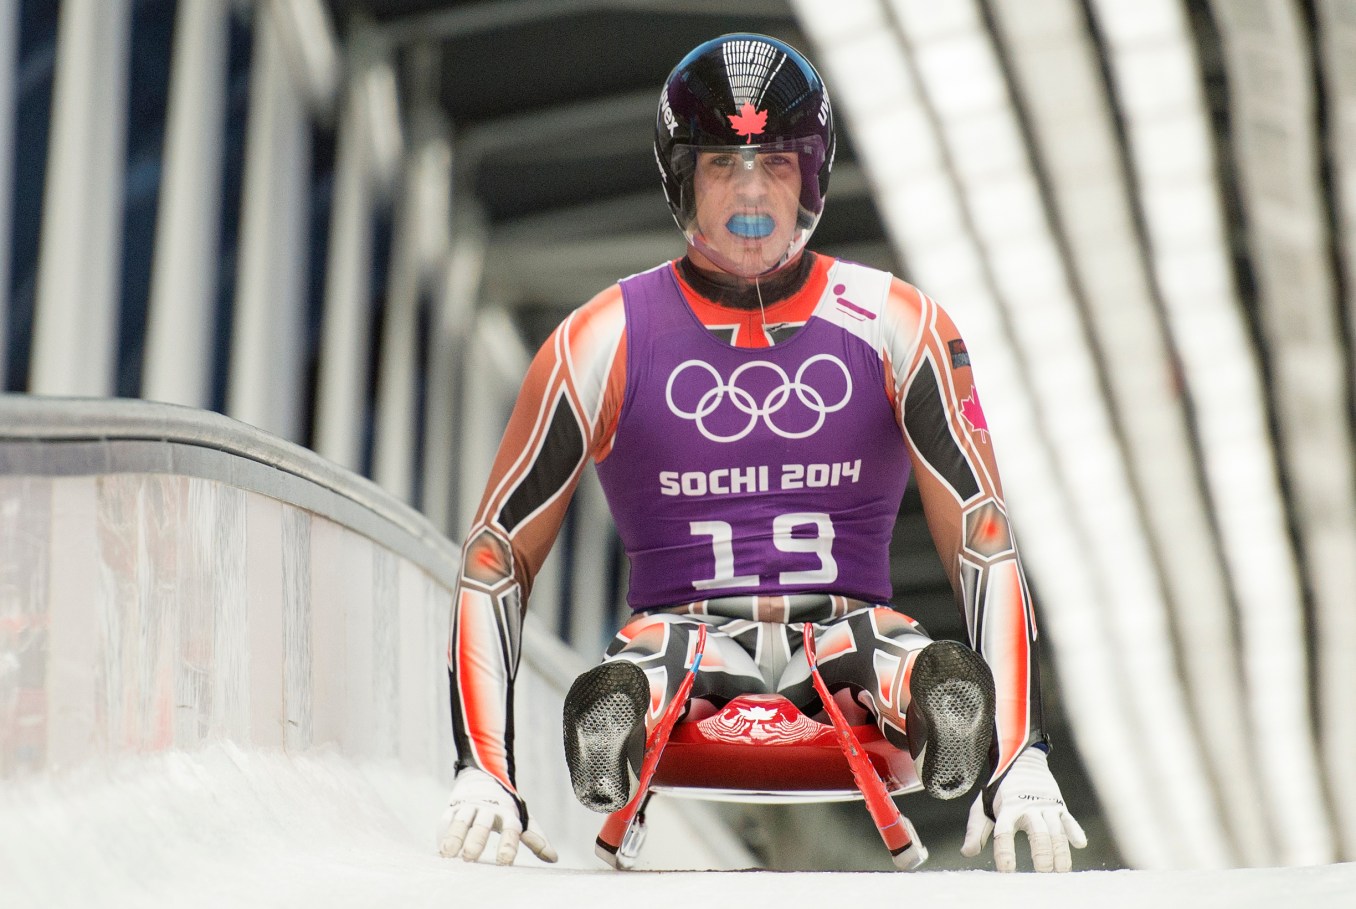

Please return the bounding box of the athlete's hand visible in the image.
[961,746,1087,872]
[438,768,558,865]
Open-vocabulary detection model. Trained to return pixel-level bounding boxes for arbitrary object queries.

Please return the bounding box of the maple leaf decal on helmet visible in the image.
[728,102,768,143]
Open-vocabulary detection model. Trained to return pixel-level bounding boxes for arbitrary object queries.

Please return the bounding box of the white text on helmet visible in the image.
[660,91,678,136]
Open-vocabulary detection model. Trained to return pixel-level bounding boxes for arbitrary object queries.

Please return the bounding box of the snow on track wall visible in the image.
[0,396,745,871]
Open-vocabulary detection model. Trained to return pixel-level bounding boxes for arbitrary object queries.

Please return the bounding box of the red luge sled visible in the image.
[594,622,928,871]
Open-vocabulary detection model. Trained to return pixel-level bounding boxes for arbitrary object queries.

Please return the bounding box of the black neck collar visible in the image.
[677,253,816,311]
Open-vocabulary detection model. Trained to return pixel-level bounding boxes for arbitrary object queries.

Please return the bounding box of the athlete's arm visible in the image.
[447,287,627,797]
[882,279,1046,783]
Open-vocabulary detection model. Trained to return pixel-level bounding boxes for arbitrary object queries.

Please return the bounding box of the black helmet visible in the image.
[656,33,835,277]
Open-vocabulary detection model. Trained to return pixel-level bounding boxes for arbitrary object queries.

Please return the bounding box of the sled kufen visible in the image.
[594,623,928,871]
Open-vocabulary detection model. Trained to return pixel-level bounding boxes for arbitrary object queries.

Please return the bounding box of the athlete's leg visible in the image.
[563,612,764,812]
[776,606,931,749]
[776,606,996,800]
[603,612,770,728]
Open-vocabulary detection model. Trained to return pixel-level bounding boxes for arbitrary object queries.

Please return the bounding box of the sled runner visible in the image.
[594,622,928,871]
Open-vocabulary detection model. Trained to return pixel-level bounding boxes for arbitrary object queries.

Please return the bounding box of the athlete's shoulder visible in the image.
[575,282,625,318]
[886,274,926,312]
[558,283,627,355]
[811,258,923,349]
[815,258,922,315]
[557,257,675,369]
[808,256,889,328]
[528,282,629,449]
[570,259,676,326]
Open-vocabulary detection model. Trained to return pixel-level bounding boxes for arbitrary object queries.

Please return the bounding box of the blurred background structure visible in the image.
[2,0,1354,872]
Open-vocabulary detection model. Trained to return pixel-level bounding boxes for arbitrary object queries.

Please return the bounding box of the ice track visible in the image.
[3,745,1353,909]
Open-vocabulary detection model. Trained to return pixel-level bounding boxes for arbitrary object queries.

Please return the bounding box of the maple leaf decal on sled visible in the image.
[728,103,768,143]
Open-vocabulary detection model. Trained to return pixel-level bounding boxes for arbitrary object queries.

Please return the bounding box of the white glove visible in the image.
[961,746,1087,872]
[437,768,558,865]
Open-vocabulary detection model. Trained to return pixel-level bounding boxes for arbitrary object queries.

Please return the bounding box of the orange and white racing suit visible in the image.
[447,252,1046,816]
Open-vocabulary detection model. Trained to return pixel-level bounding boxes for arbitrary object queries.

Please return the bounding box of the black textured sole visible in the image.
[562,660,649,813]
[907,640,996,800]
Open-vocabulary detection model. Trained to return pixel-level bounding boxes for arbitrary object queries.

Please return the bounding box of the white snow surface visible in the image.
[3,744,1353,909]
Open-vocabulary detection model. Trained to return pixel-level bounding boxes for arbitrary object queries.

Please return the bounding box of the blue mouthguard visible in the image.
[726,213,775,239]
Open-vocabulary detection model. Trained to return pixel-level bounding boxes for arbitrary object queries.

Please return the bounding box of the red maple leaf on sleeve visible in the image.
[960,388,989,441]
[728,103,768,143]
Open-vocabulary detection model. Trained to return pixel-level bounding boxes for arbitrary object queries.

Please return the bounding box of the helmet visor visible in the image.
[668,137,827,278]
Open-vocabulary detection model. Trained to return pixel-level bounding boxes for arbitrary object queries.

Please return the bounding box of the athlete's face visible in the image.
[691,148,803,276]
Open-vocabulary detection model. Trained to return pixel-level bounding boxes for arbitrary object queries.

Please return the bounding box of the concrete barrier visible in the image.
[0,395,747,869]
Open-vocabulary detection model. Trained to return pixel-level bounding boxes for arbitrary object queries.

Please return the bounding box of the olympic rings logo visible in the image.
[665,355,853,443]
